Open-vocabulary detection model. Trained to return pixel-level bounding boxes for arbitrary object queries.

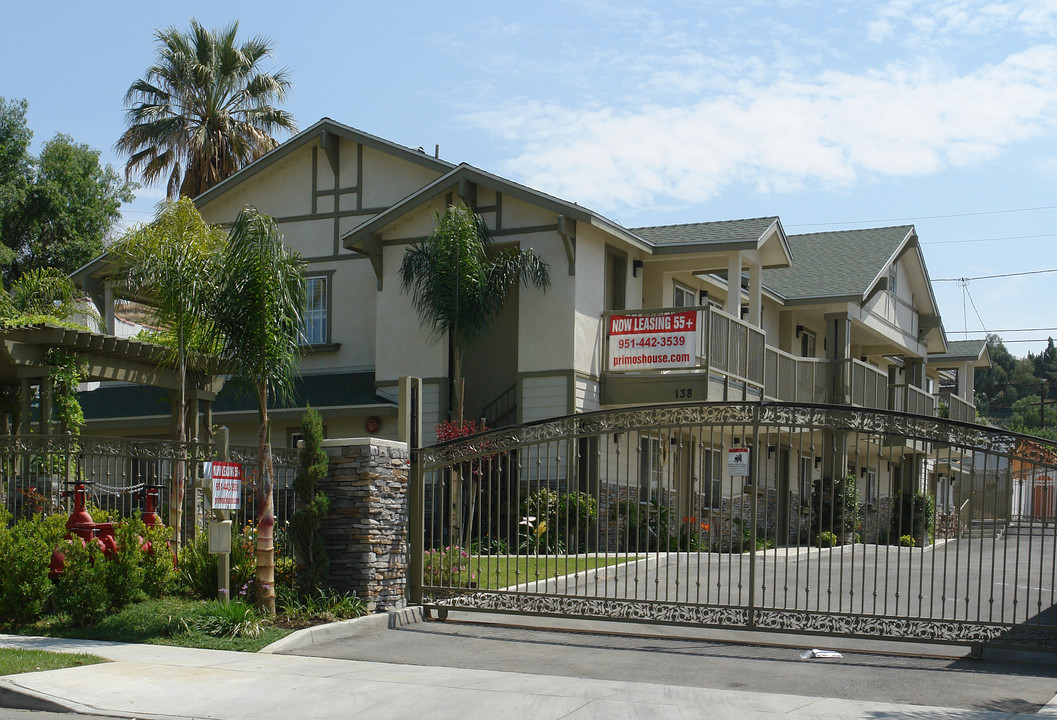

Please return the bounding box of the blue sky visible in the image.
[3,0,1056,356]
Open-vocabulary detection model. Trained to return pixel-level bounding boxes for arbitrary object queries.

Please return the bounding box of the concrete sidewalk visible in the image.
[1,629,1055,720]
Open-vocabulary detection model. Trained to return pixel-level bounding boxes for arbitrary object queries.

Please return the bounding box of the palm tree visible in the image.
[1,267,82,321]
[399,204,550,423]
[109,198,226,546]
[214,207,305,614]
[117,19,297,199]
[399,204,550,547]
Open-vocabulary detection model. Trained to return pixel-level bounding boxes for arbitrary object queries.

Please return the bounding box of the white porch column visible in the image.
[748,259,762,328]
[104,283,116,335]
[960,361,975,402]
[725,252,742,316]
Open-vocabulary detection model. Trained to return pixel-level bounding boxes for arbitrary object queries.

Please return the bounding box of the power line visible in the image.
[934,268,1057,282]
[949,328,1057,334]
[989,338,1056,344]
[787,203,1057,228]
[922,232,1057,245]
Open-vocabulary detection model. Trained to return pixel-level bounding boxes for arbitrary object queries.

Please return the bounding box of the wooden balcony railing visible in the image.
[940,391,976,423]
[602,307,968,421]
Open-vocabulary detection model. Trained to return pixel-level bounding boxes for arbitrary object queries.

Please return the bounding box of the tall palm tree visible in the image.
[214,207,305,614]
[117,19,297,199]
[400,204,550,548]
[399,204,550,423]
[109,198,226,546]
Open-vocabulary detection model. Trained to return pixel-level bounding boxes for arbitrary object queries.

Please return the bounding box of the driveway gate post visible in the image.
[401,377,424,606]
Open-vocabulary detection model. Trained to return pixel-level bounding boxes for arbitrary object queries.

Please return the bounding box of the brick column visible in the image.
[318,438,409,612]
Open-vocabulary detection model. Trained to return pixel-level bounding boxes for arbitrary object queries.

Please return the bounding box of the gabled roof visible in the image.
[633,217,778,247]
[342,163,650,253]
[631,217,792,268]
[762,226,915,300]
[929,339,992,368]
[194,117,455,208]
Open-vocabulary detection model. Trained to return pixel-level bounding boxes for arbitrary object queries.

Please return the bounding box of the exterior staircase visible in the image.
[962,519,1007,540]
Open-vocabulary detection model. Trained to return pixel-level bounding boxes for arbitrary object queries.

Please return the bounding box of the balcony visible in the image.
[601,306,765,405]
[600,306,973,421]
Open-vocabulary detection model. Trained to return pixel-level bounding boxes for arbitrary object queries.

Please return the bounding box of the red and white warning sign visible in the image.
[607,310,697,371]
[727,447,750,477]
[209,461,242,511]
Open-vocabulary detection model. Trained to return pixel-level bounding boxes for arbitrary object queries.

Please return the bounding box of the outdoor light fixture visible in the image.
[632,259,643,277]
[796,325,804,338]
[767,445,775,457]
[698,290,709,304]
[815,456,822,469]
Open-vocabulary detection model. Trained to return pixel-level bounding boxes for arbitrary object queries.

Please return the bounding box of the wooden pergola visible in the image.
[0,322,225,439]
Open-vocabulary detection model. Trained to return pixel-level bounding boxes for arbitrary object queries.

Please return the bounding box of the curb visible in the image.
[259,605,424,654]
[0,680,76,713]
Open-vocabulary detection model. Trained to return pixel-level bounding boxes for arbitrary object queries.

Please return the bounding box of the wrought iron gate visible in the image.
[410,402,1057,651]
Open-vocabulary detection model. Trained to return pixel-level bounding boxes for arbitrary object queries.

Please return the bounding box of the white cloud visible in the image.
[463,45,1057,214]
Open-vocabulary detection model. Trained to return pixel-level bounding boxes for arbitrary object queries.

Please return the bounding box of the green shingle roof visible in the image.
[930,339,988,362]
[631,217,780,247]
[80,371,386,421]
[762,226,914,299]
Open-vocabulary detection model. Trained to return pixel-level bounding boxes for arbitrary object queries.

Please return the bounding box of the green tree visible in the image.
[0,98,132,281]
[109,198,226,546]
[398,204,550,423]
[0,98,30,269]
[117,19,297,199]
[975,335,1040,420]
[8,135,134,280]
[289,405,330,594]
[399,204,549,547]
[213,207,305,614]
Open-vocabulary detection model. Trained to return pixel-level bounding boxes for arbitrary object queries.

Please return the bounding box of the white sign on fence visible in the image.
[727,447,750,477]
[607,310,697,371]
[208,461,242,511]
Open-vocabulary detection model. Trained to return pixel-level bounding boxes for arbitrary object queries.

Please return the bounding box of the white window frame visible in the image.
[800,329,817,358]
[301,274,331,346]
[673,282,696,308]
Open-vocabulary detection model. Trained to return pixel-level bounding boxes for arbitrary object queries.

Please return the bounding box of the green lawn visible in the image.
[430,554,639,590]
[0,648,106,676]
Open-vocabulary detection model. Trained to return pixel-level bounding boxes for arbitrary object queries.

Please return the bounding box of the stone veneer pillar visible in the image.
[317,438,409,612]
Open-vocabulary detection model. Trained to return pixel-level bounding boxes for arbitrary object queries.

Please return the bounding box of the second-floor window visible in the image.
[673,283,695,307]
[800,329,816,358]
[302,275,328,345]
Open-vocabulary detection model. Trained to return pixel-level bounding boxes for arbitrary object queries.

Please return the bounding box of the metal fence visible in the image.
[412,402,1057,651]
[0,433,299,545]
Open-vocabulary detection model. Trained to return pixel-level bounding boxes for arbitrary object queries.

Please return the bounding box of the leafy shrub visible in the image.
[899,534,916,547]
[891,491,935,546]
[815,531,839,548]
[103,519,147,609]
[140,523,176,597]
[616,498,673,552]
[53,538,110,625]
[276,587,367,623]
[469,534,509,555]
[178,523,260,600]
[179,600,266,639]
[289,406,330,594]
[424,545,476,587]
[810,474,861,542]
[0,510,66,626]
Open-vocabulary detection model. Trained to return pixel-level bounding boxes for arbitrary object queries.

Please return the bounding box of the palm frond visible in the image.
[214,207,306,407]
